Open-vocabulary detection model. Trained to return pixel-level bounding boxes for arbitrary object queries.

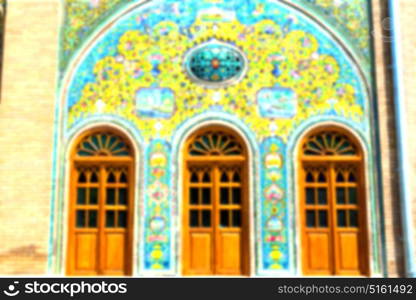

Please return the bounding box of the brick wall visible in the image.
[0,0,60,274]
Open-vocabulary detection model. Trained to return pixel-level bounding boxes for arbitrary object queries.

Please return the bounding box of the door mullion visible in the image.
[328,162,338,275]
[98,165,106,275]
[213,165,219,275]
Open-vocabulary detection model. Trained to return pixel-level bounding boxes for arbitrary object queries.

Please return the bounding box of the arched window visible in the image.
[67,129,134,276]
[299,127,369,276]
[182,127,249,275]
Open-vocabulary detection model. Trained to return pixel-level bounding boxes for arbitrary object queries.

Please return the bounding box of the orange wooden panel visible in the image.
[337,232,360,272]
[103,232,126,272]
[75,232,98,272]
[216,232,241,274]
[189,232,213,274]
[306,232,331,273]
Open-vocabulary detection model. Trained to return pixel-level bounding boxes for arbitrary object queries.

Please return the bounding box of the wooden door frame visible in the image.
[66,128,135,276]
[181,126,250,276]
[297,126,370,276]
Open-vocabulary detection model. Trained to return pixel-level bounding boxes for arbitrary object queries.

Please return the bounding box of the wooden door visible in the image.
[67,130,134,276]
[182,128,249,276]
[299,129,368,276]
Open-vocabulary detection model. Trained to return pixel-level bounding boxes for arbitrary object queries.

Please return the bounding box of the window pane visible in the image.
[202,172,210,183]
[78,172,87,183]
[220,188,229,204]
[232,188,241,204]
[76,210,86,228]
[120,172,128,183]
[107,172,116,183]
[348,172,357,183]
[89,188,98,205]
[348,187,357,204]
[90,172,99,183]
[232,172,241,183]
[88,210,98,228]
[190,210,199,227]
[337,210,347,227]
[190,188,199,205]
[317,188,327,205]
[77,188,86,204]
[349,210,359,227]
[336,172,345,182]
[106,210,115,228]
[232,210,241,227]
[118,211,127,228]
[119,188,128,205]
[318,210,328,227]
[306,172,314,183]
[220,210,229,227]
[220,172,229,182]
[306,210,315,228]
[190,172,198,183]
[106,188,116,205]
[202,210,211,227]
[306,188,314,204]
[202,188,211,205]
[336,188,346,204]
[317,172,326,183]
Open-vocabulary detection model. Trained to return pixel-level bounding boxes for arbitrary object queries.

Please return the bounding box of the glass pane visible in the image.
[88,210,97,227]
[78,172,87,183]
[106,210,115,228]
[89,188,98,205]
[336,172,345,182]
[190,172,198,183]
[349,210,359,227]
[318,188,327,205]
[90,172,98,183]
[318,172,326,183]
[232,210,241,227]
[107,172,116,183]
[190,188,199,205]
[220,172,229,182]
[306,172,314,183]
[233,172,241,183]
[318,210,328,227]
[202,210,211,227]
[202,172,210,183]
[202,188,211,205]
[348,187,357,204]
[77,188,86,204]
[306,188,314,204]
[337,210,347,227]
[232,188,241,204]
[348,172,357,183]
[120,172,128,183]
[220,188,229,204]
[118,211,127,228]
[119,188,128,205]
[76,210,86,228]
[220,210,229,227]
[306,210,315,228]
[336,188,346,204]
[106,188,116,205]
[190,210,199,227]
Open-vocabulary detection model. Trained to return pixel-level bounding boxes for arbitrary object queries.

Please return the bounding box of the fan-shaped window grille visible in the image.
[302,131,358,156]
[76,132,131,157]
[188,131,243,156]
